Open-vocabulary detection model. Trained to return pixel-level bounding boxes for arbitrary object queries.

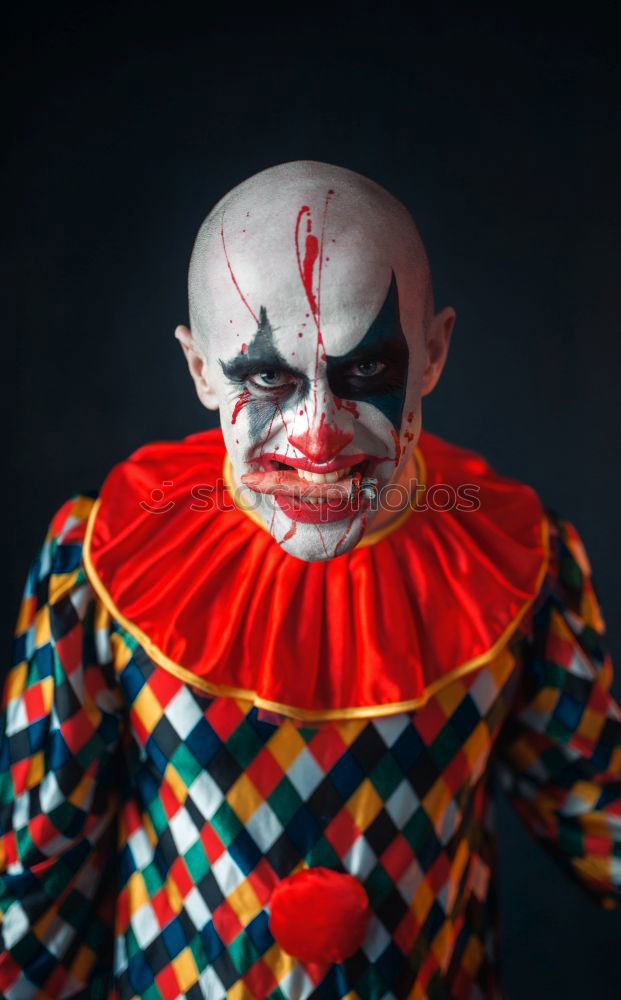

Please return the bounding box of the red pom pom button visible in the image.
[269,867,371,964]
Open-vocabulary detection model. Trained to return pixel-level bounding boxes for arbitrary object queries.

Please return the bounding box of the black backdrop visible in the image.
[5,5,621,996]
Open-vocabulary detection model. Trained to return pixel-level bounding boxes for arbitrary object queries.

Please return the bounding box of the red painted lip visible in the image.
[256,452,379,474]
[274,492,366,524]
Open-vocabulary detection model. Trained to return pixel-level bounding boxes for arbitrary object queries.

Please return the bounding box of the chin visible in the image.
[267,503,368,562]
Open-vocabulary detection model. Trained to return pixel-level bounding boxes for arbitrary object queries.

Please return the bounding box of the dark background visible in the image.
[5,5,621,996]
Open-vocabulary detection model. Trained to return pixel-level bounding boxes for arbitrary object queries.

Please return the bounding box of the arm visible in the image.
[0,496,124,999]
[495,510,621,907]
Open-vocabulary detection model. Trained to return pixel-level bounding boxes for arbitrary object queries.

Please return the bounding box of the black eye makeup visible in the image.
[325,273,409,430]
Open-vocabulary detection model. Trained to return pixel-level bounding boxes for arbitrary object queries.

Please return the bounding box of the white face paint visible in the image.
[183,162,453,562]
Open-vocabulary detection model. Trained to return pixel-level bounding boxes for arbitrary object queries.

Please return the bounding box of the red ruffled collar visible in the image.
[83,428,548,720]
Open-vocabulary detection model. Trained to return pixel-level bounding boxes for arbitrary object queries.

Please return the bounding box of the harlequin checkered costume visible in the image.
[1,429,620,999]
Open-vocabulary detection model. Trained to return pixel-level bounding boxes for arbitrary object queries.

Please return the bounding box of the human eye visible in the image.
[248,370,297,391]
[346,360,387,378]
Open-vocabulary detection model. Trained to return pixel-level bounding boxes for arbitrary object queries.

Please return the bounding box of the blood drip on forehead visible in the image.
[293,190,339,457]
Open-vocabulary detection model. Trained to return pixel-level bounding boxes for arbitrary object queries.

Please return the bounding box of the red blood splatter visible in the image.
[291,190,346,476]
[295,207,321,321]
[303,240,319,313]
[288,412,353,463]
[334,517,355,556]
[333,497,367,556]
[257,401,286,455]
[404,430,414,442]
[333,489,373,557]
[334,397,360,418]
[259,403,291,530]
[220,215,258,325]
[231,388,252,424]
[391,429,402,465]
[406,411,414,423]
[298,332,303,337]
[241,343,247,353]
[280,520,297,543]
[314,524,329,558]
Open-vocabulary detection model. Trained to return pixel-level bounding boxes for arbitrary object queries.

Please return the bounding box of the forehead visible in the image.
[205,236,394,360]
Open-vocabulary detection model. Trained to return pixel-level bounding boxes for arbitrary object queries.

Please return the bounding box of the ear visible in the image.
[174,325,219,410]
[420,306,456,397]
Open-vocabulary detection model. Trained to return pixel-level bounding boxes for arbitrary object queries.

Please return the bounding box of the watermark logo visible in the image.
[139,481,176,513]
[138,479,481,518]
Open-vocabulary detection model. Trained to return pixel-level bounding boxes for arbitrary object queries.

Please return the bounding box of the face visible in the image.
[179,182,454,561]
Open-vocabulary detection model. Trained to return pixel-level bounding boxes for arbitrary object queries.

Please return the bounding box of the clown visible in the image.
[1,162,620,1000]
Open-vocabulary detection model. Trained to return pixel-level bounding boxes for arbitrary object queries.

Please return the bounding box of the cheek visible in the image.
[221,387,294,460]
[219,420,247,460]
[404,343,427,397]
[400,366,424,431]
[207,362,271,438]
[385,367,424,465]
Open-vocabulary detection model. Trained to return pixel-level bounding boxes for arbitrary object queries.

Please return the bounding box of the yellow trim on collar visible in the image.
[82,492,550,723]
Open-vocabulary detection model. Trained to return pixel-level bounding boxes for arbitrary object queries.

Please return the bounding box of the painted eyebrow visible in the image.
[327,335,408,369]
[218,351,307,382]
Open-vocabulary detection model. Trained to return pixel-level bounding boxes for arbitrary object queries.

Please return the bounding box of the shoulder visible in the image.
[27,493,98,594]
[12,494,101,667]
[537,510,603,615]
[529,508,608,675]
[49,493,98,546]
[544,509,596,582]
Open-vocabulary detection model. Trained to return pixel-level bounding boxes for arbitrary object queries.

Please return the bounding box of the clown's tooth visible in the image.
[296,466,351,484]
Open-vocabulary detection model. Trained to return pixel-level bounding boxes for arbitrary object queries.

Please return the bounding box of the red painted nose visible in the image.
[288,416,353,464]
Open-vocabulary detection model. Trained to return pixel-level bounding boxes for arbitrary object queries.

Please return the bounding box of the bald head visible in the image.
[188,161,434,354]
